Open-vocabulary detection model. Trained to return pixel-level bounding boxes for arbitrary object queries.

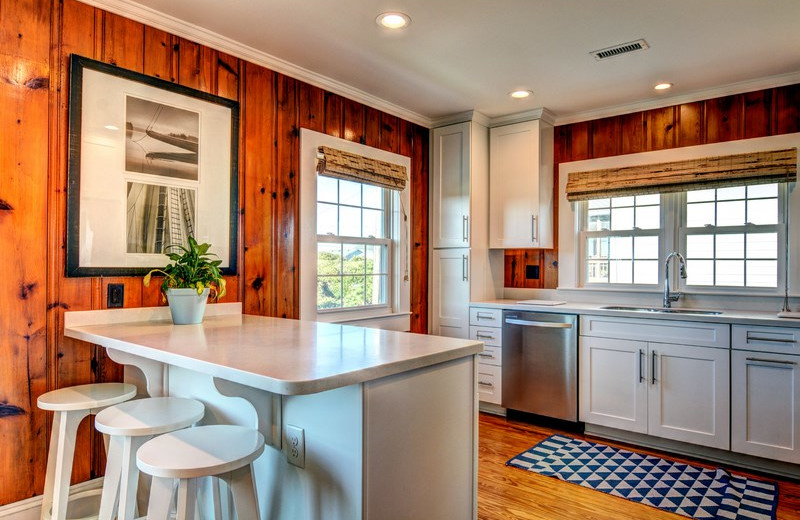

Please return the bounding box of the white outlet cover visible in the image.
[285,424,305,469]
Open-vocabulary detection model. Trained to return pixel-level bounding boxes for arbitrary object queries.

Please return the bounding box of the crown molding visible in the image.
[78,0,434,128]
[488,107,556,128]
[430,110,490,128]
[553,70,800,126]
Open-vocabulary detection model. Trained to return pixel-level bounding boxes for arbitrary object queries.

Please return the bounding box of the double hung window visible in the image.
[681,183,783,288]
[581,194,661,286]
[316,176,391,311]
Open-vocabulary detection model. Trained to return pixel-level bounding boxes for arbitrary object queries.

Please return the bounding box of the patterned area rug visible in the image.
[507,435,778,520]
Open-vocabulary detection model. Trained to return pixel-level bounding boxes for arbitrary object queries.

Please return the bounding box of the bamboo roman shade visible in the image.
[316,146,407,191]
[565,148,797,201]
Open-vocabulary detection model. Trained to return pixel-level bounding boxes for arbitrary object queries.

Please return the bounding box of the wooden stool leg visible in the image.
[41,409,89,520]
[221,465,260,520]
[98,436,124,520]
[146,476,174,520]
[175,478,197,520]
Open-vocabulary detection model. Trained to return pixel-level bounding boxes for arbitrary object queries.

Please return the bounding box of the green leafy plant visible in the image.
[144,237,226,302]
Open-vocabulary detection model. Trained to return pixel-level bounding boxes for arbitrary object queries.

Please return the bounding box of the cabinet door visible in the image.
[430,249,469,338]
[732,350,800,463]
[648,343,730,449]
[431,122,470,248]
[579,336,647,433]
[489,120,553,249]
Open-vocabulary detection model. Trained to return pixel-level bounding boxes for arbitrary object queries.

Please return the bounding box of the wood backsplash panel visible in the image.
[1,0,429,505]
[505,83,800,290]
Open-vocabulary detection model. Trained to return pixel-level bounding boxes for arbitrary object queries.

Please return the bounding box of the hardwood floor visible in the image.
[478,412,800,519]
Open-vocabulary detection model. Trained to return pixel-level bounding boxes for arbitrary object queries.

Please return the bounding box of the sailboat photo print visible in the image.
[65,55,239,277]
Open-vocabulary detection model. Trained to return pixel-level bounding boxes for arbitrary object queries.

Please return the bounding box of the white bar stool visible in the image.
[136,425,265,520]
[38,382,138,520]
[94,397,205,520]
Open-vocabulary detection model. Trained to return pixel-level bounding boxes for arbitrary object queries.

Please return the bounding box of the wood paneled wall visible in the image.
[0,0,428,505]
[504,84,800,289]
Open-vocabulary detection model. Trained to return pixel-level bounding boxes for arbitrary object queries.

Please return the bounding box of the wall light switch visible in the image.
[525,265,540,280]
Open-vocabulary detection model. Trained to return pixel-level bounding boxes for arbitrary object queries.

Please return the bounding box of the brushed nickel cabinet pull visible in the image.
[746,357,797,366]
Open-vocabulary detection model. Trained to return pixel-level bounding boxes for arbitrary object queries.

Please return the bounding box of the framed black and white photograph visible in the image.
[66,54,238,277]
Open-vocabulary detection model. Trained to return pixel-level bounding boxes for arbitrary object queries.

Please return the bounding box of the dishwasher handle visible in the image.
[504,318,573,329]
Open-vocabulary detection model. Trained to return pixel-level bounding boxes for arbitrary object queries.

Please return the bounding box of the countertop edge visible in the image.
[469,300,800,328]
[65,321,483,396]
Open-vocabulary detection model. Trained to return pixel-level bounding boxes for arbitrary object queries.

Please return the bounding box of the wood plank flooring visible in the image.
[478,412,800,519]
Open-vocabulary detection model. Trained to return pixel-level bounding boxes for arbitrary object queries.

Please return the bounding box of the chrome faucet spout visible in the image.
[663,252,687,308]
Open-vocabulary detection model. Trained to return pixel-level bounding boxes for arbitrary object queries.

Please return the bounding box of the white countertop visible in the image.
[470,299,800,328]
[64,305,482,396]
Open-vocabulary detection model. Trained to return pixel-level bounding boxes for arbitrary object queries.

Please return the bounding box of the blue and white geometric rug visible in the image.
[507,435,778,520]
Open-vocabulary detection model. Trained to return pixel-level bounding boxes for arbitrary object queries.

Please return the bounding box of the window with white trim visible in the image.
[680,183,784,288]
[581,194,662,286]
[577,182,786,291]
[316,176,392,311]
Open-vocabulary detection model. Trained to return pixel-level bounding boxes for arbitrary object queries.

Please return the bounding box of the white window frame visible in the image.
[316,183,394,314]
[577,195,666,289]
[557,134,800,296]
[677,184,787,294]
[299,129,411,330]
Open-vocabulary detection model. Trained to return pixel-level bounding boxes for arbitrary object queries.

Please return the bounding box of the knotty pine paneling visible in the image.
[0,0,51,501]
[505,83,800,289]
[1,0,429,506]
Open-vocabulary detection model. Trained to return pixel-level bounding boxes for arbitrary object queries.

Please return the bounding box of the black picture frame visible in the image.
[66,54,239,277]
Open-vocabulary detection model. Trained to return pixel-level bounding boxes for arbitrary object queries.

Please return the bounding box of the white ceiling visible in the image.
[98,0,800,125]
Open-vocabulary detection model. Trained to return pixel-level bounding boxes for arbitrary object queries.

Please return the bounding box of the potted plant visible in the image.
[144,237,227,324]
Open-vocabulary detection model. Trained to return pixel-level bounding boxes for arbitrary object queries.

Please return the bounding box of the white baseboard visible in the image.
[0,479,103,520]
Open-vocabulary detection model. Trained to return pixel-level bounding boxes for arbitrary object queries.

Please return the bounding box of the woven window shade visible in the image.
[316,146,407,191]
[565,148,797,201]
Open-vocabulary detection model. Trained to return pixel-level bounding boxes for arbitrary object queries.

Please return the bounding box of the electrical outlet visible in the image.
[525,265,540,280]
[107,284,124,308]
[285,424,305,468]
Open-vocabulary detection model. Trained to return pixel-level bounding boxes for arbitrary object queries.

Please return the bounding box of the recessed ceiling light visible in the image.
[510,90,533,99]
[377,12,411,29]
[654,82,673,91]
[104,125,119,131]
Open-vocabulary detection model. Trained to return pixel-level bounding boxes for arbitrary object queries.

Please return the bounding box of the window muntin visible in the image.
[682,183,782,288]
[316,177,392,311]
[582,195,661,285]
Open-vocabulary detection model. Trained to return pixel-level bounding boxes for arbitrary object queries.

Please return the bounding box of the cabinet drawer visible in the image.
[469,307,502,326]
[476,345,502,366]
[580,315,729,348]
[477,364,502,405]
[469,325,502,347]
[732,325,800,355]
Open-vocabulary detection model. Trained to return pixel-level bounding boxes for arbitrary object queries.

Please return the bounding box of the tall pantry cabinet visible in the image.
[430,118,498,338]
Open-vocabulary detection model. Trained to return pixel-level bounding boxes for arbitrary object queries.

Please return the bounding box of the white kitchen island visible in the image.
[64,303,482,520]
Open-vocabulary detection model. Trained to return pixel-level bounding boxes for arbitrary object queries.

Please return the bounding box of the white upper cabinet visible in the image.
[432,122,472,248]
[489,119,554,249]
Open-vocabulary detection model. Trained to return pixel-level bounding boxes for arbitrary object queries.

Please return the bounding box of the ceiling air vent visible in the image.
[590,39,649,61]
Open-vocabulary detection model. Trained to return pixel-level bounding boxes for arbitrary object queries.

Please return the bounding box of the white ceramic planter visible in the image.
[166,287,210,324]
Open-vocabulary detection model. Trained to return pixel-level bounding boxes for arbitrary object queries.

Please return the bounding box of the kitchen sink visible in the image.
[601,305,723,316]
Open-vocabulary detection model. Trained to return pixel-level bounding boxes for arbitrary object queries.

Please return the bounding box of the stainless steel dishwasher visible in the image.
[502,310,578,422]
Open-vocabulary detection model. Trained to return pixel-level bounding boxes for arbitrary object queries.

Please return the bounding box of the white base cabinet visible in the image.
[732,324,800,463]
[580,315,730,450]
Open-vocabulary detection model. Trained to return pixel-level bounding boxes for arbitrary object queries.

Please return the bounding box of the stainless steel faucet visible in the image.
[663,252,687,308]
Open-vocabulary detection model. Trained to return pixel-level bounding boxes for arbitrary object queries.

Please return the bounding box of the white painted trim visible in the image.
[0,479,103,520]
[553,70,800,126]
[430,110,490,129]
[77,0,431,128]
[299,129,411,330]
